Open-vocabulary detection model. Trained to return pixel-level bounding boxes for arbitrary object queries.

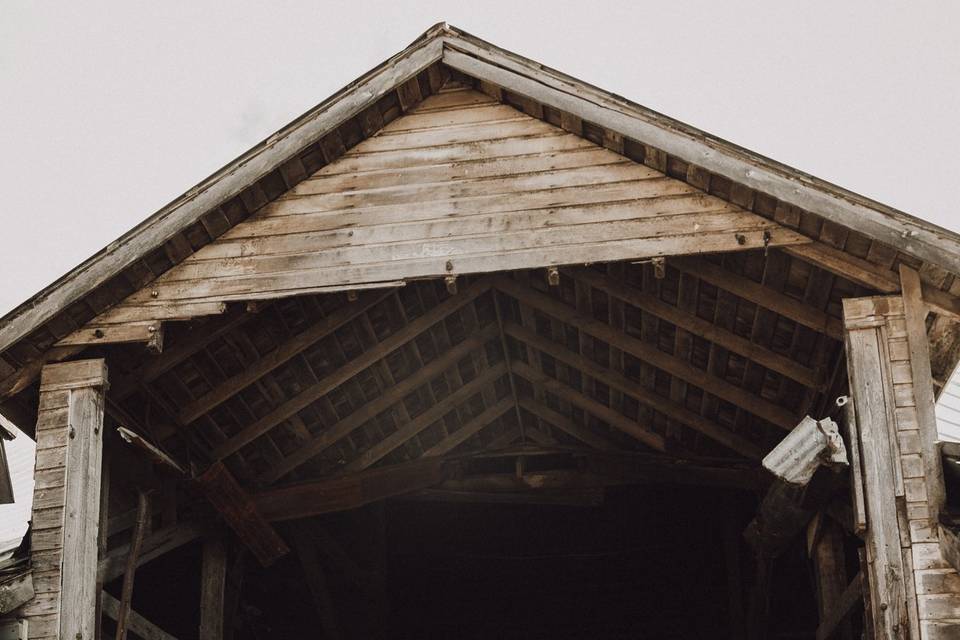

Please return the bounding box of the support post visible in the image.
[199,537,227,640]
[17,359,107,639]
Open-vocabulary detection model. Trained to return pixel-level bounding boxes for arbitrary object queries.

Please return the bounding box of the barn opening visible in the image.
[3,23,960,640]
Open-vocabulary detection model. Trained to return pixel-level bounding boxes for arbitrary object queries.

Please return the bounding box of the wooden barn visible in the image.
[2,22,960,639]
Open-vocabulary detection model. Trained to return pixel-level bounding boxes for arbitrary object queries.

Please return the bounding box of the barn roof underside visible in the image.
[1,25,960,502]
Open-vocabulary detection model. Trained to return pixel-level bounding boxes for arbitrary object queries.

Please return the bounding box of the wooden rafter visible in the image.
[671,256,844,340]
[111,308,258,401]
[494,276,797,430]
[257,323,500,484]
[178,290,391,425]
[511,360,666,452]
[567,266,823,389]
[424,396,515,457]
[516,397,618,451]
[212,278,492,461]
[785,242,960,320]
[505,322,764,459]
[343,361,509,471]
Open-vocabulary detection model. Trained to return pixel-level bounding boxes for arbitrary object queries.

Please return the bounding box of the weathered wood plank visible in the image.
[844,299,910,638]
[900,264,946,520]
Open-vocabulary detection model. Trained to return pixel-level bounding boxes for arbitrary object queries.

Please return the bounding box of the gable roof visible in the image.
[2,22,959,400]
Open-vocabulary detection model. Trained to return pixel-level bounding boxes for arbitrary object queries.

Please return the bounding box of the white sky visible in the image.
[1,1,959,317]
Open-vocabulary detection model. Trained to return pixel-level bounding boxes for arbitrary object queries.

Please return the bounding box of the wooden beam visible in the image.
[111,308,257,401]
[214,278,492,462]
[199,537,227,640]
[511,359,666,451]
[786,242,960,321]
[517,397,618,451]
[900,264,947,519]
[344,361,509,471]
[745,416,848,557]
[55,320,165,348]
[178,290,390,425]
[843,297,910,638]
[568,266,823,389]
[423,396,515,457]
[506,321,764,458]
[114,490,151,640]
[495,276,797,430]
[811,519,855,640]
[253,457,450,521]
[99,521,205,583]
[257,322,499,484]
[18,360,108,639]
[815,571,863,640]
[102,591,179,640]
[194,463,290,566]
[291,528,341,640]
[672,256,844,340]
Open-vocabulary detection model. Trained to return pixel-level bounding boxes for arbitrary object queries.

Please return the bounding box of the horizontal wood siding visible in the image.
[59,87,804,342]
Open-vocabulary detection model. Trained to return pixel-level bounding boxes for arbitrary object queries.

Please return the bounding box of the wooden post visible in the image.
[200,537,227,640]
[18,359,107,639]
[115,489,151,640]
[810,518,853,640]
[843,298,913,639]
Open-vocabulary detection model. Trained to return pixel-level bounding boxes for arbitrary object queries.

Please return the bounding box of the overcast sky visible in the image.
[1,1,958,317]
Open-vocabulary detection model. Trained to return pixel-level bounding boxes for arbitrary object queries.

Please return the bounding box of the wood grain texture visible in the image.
[63,89,805,337]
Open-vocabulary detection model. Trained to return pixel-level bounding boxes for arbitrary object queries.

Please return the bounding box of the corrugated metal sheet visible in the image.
[0,418,34,553]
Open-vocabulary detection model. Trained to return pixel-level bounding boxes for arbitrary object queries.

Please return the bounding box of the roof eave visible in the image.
[440,25,960,276]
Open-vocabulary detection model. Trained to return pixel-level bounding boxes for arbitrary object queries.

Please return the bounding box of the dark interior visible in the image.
[104,483,834,639]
